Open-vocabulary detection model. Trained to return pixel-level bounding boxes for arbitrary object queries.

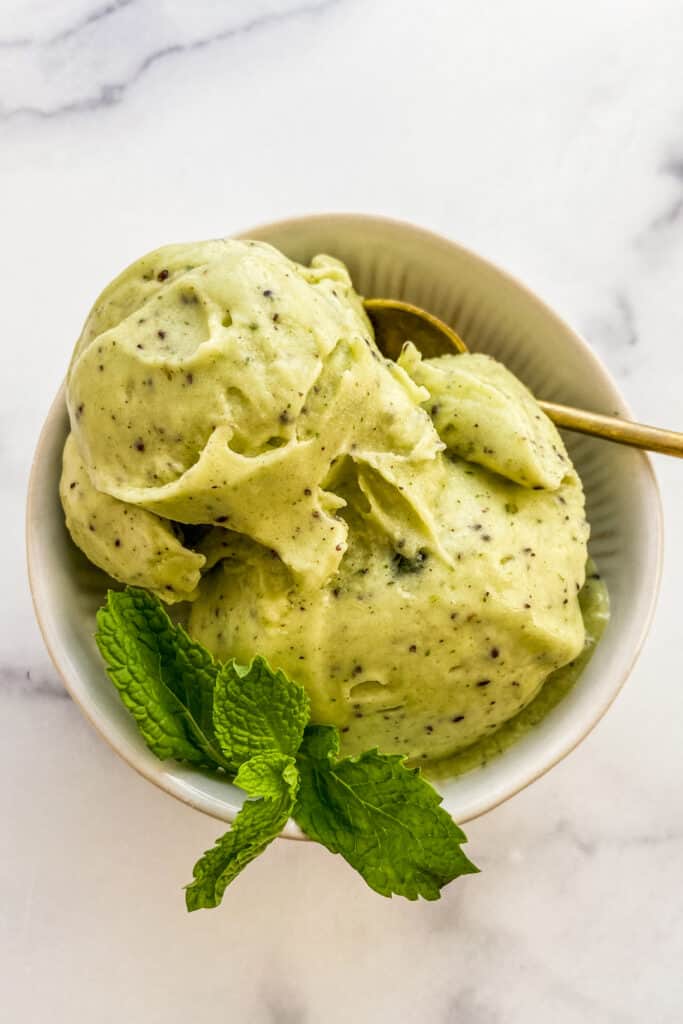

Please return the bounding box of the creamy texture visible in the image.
[397,343,570,488]
[426,565,609,777]
[189,456,588,762]
[66,239,438,587]
[60,433,204,603]
[62,237,604,765]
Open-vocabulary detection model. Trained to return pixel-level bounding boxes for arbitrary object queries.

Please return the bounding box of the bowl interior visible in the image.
[27,214,662,835]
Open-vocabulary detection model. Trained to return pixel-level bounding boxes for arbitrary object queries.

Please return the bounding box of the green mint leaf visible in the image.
[96,588,230,770]
[185,753,298,911]
[212,656,310,770]
[293,726,479,901]
[97,589,479,907]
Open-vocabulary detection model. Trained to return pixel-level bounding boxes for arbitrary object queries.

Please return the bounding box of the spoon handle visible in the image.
[539,400,683,457]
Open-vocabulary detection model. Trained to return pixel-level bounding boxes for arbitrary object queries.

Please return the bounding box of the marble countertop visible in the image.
[3,1,683,1020]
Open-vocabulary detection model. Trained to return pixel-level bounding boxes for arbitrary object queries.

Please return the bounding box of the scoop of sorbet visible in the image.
[62,238,591,764]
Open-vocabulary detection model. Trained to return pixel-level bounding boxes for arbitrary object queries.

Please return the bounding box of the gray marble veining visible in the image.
[0,0,339,119]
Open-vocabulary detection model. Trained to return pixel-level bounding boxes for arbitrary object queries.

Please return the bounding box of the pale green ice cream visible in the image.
[66,239,437,588]
[60,433,204,603]
[396,342,571,489]
[61,238,607,766]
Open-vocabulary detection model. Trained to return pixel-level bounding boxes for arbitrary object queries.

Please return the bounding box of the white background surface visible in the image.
[2,2,683,1021]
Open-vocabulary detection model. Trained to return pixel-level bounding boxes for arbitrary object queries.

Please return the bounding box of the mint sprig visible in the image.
[213,657,310,769]
[186,754,298,911]
[96,588,228,769]
[295,726,479,900]
[96,587,478,907]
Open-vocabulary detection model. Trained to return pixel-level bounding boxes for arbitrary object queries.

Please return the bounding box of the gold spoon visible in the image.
[365,298,683,458]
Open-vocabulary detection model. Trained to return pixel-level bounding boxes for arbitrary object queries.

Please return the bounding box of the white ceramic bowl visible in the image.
[27,214,662,839]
